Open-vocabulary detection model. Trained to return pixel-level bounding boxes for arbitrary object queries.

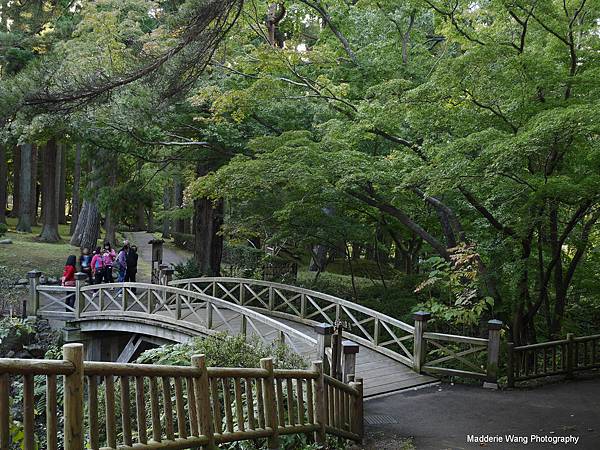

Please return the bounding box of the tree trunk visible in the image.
[81,201,100,251]
[174,179,185,233]
[193,197,223,276]
[16,144,32,232]
[162,186,171,238]
[70,143,82,234]
[29,145,38,225]
[309,245,328,272]
[0,145,6,224]
[104,170,117,246]
[70,201,89,246]
[39,139,61,242]
[9,145,20,217]
[56,143,67,225]
[193,163,223,276]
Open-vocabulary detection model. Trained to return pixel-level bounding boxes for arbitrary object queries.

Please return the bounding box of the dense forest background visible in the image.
[1,0,600,345]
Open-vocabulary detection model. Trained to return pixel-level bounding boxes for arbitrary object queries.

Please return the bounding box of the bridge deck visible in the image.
[154,306,436,398]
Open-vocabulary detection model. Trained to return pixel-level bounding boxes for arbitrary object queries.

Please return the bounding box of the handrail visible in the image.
[171,277,416,366]
[35,282,317,357]
[0,345,363,449]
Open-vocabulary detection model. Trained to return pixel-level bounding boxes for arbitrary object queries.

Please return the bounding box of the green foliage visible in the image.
[0,223,7,237]
[137,334,307,370]
[173,257,202,280]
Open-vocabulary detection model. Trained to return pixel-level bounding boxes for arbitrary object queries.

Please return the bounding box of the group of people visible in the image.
[61,240,139,287]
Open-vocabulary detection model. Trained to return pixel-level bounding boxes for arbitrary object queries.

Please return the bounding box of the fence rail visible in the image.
[0,344,362,450]
[507,333,600,386]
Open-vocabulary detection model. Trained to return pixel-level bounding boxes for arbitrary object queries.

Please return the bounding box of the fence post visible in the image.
[507,342,515,388]
[566,333,575,379]
[349,377,364,441]
[342,340,359,383]
[63,343,84,450]
[159,264,169,285]
[312,361,327,447]
[191,355,216,450]
[484,320,503,389]
[331,330,343,380]
[413,311,431,373]
[314,323,334,375]
[163,268,174,286]
[260,358,280,450]
[74,272,87,318]
[26,270,42,317]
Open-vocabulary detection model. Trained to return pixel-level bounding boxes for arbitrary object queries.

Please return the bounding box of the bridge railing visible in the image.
[171,277,417,367]
[27,272,317,359]
[507,333,600,386]
[0,344,363,450]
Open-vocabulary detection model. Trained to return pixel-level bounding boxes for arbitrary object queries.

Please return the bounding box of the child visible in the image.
[61,255,77,308]
[90,247,104,284]
[80,248,93,284]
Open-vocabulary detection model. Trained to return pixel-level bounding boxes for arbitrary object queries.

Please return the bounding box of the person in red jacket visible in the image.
[62,255,77,309]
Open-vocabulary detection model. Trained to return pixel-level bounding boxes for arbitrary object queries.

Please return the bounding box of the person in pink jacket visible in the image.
[90,247,104,284]
[102,242,116,283]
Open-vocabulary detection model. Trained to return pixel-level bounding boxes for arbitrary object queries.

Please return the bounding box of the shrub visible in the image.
[173,257,202,279]
[0,222,7,237]
[172,232,195,252]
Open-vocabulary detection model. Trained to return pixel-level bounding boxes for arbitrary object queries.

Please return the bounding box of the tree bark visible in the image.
[16,144,32,232]
[70,143,82,234]
[56,142,67,225]
[39,139,61,242]
[193,163,223,276]
[70,201,89,246]
[174,179,185,233]
[9,145,20,217]
[162,186,171,238]
[81,201,100,251]
[104,170,117,246]
[0,145,6,224]
[29,145,38,225]
[309,245,328,272]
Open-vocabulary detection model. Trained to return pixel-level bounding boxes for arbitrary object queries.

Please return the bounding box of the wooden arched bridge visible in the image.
[27,272,505,398]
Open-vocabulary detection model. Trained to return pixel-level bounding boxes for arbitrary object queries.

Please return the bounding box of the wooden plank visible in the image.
[174,377,187,439]
[150,377,162,442]
[120,376,133,446]
[88,376,99,449]
[23,374,34,450]
[105,375,117,448]
[135,376,148,444]
[162,377,175,441]
[46,375,58,450]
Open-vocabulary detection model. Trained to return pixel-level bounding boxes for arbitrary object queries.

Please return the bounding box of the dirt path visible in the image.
[125,231,192,281]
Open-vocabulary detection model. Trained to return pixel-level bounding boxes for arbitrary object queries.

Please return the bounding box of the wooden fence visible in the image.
[0,344,363,450]
[507,333,600,386]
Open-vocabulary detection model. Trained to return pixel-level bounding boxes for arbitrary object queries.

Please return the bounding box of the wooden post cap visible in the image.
[413,311,431,321]
[159,263,169,271]
[75,272,88,281]
[342,340,359,354]
[163,268,175,275]
[27,270,42,278]
[487,319,503,330]
[314,323,334,335]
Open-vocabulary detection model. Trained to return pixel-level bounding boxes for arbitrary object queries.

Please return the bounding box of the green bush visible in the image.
[0,222,7,237]
[172,232,195,252]
[173,257,202,279]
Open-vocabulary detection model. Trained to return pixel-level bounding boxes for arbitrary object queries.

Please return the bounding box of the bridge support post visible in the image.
[158,264,168,285]
[26,270,42,318]
[349,377,364,441]
[312,361,327,447]
[63,343,84,450]
[413,311,431,373]
[260,358,280,450]
[314,323,334,375]
[74,272,87,318]
[342,340,359,383]
[484,320,503,389]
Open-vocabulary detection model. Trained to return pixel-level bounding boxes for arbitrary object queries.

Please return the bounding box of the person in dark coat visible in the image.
[125,245,139,288]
